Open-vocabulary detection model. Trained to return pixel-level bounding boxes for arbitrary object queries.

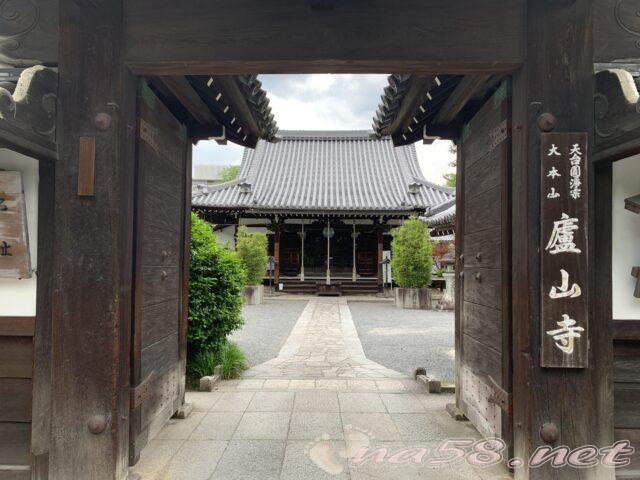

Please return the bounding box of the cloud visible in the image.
[416,140,456,185]
[193,74,456,186]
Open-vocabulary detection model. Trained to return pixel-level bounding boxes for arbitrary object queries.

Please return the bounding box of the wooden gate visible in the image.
[129,83,190,464]
[456,83,512,447]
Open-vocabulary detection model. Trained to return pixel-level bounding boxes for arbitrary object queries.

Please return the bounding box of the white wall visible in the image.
[214,225,236,248]
[0,149,38,316]
[612,155,640,320]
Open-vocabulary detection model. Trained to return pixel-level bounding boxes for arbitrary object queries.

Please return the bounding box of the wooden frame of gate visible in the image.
[3,0,639,479]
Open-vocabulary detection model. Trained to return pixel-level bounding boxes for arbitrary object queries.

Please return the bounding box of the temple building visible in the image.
[192,130,454,294]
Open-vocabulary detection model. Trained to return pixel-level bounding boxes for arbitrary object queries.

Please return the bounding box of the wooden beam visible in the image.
[512,1,614,478]
[211,76,262,139]
[434,75,490,125]
[613,319,640,341]
[157,76,219,128]
[626,194,640,214]
[385,75,435,136]
[0,317,35,337]
[124,0,524,75]
[52,0,135,478]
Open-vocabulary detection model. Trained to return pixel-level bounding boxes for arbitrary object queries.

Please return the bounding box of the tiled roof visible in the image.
[193,130,454,214]
[423,198,456,227]
[372,74,463,145]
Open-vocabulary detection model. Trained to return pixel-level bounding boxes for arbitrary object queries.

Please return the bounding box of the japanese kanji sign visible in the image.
[0,171,31,279]
[540,133,588,368]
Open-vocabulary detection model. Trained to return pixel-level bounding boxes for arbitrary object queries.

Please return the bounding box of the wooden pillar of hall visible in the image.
[511,1,613,478]
[51,1,135,479]
[376,226,384,292]
[274,225,281,288]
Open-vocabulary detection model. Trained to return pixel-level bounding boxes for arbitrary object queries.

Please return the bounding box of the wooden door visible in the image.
[129,83,190,464]
[356,232,376,277]
[281,232,300,276]
[456,83,512,448]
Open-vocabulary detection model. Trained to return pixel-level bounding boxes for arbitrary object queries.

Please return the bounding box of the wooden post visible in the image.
[299,222,305,282]
[351,223,358,283]
[274,226,281,288]
[511,1,613,478]
[51,1,135,479]
[376,226,383,292]
[325,219,331,285]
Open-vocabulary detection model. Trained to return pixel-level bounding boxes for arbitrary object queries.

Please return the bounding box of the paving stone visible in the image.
[281,440,350,480]
[348,441,422,480]
[212,391,255,412]
[294,391,340,412]
[375,380,407,391]
[391,413,445,442]
[189,412,243,440]
[247,391,295,412]
[233,411,292,440]
[185,391,223,412]
[379,394,427,413]
[237,379,265,389]
[129,439,184,479]
[431,410,482,440]
[289,412,344,440]
[341,413,401,441]
[155,412,206,440]
[347,380,378,391]
[263,379,291,389]
[129,299,495,480]
[158,440,227,480]
[316,379,348,390]
[415,393,454,411]
[210,440,286,480]
[338,393,386,413]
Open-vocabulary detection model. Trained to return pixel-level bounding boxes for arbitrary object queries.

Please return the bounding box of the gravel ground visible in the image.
[230,299,308,367]
[348,301,455,381]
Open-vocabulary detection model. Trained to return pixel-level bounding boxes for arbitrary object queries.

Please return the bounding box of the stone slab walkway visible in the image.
[130,298,511,480]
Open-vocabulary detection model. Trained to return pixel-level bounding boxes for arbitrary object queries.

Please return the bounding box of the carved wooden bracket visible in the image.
[0,0,58,67]
[0,65,57,160]
[594,69,640,160]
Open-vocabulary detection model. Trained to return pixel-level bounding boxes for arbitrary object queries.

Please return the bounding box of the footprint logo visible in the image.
[339,424,374,460]
[305,426,374,475]
[305,434,345,475]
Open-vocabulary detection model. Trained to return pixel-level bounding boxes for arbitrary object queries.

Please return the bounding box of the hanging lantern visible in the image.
[322,226,335,238]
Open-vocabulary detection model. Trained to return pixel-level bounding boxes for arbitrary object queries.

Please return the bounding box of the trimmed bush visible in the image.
[390,216,433,288]
[235,226,268,286]
[188,213,246,355]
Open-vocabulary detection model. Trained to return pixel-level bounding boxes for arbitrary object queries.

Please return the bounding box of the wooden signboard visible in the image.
[0,172,31,279]
[540,133,589,368]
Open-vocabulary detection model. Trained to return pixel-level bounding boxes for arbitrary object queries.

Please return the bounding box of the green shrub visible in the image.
[390,216,433,288]
[187,342,248,380]
[187,350,218,379]
[188,213,246,355]
[235,226,268,285]
[217,342,249,379]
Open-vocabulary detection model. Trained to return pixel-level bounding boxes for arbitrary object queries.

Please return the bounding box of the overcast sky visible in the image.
[193,74,456,186]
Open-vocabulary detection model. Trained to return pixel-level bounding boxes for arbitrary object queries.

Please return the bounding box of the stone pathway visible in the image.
[130,298,510,480]
[244,298,406,382]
